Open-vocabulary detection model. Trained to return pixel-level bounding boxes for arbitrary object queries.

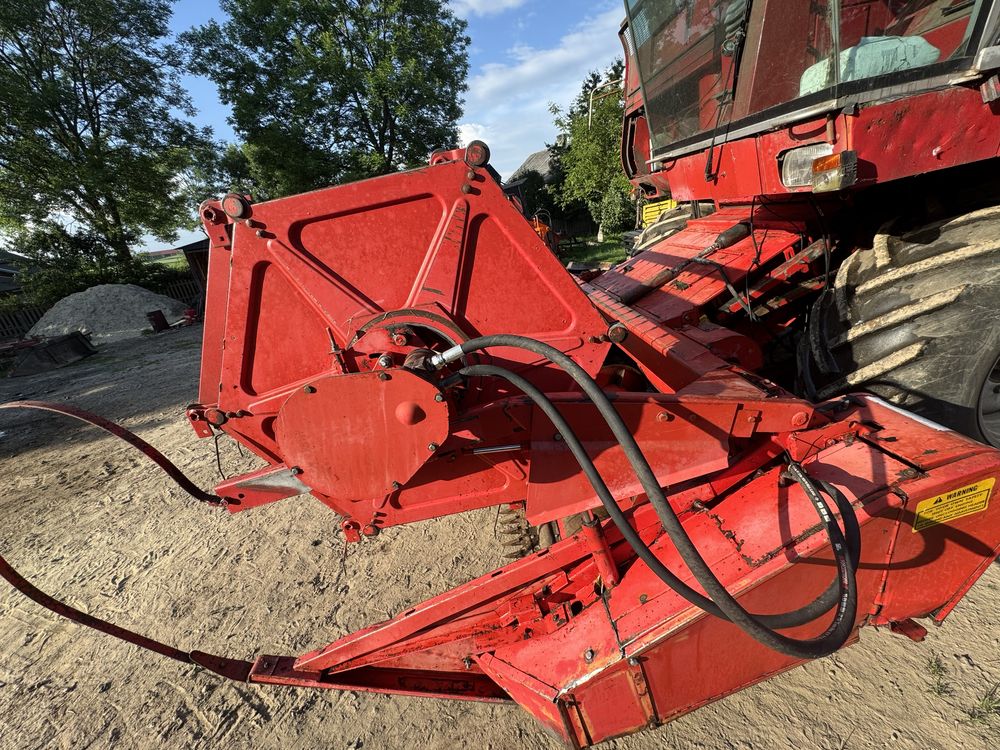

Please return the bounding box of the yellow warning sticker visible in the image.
[913,477,995,533]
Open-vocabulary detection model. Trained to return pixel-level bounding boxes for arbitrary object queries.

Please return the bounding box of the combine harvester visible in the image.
[3,1,1000,746]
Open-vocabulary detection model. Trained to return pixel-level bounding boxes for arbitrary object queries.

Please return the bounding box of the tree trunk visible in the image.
[106,229,132,267]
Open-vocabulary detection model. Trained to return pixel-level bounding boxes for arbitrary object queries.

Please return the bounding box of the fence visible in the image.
[159,279,201,304]
[0,303,46,340]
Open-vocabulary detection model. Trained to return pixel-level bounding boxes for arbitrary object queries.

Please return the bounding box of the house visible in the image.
[505,148,556,186]
[0,250,29,296]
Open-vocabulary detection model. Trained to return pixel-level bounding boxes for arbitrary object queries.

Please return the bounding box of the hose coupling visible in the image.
[428,345,465,370]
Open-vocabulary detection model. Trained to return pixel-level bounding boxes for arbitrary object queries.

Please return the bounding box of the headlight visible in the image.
[779,143,833,188]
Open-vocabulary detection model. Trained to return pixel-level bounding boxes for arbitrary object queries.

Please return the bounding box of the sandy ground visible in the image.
[0,326,998,750]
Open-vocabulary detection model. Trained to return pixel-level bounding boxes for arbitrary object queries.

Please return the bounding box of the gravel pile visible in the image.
[28,284,188,342]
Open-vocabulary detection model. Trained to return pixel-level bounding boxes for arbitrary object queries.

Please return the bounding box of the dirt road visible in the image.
[1,327,998,749]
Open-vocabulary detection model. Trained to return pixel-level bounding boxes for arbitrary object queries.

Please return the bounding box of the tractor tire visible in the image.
[803,205,1000,446]
[630,205,690,256]
[631,200,717,257]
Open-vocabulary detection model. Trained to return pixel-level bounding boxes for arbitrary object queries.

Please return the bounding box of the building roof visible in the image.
[0,250,27,294]
[0,271,21,294]
[507,148,555,185]
[146,236,211,257]
[0,249,29,267]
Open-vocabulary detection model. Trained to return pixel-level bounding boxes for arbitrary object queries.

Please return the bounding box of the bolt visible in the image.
[378,372,391,381]
[428,442,438,452]
[466,170,476,180]
[463,656,474,670]
[553,432,563,441]
[628,657,640,667]
[639,593,648,604]
[461,183,473,194]
[303,385,317,394]
[377,354,393,368]
[584,648,595,663]
[656,411,672,423]
[391,332,407,346]
[256,230,265,238]
[607,323,628,343]
[392,481,402,490]
[290,466,303,476]
[434,393,445,402]
[588,335,602,344]
[791,411,810,427]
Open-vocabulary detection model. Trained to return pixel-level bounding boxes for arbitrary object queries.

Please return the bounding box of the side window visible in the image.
[742,0,983,116]
[804,0,981,94]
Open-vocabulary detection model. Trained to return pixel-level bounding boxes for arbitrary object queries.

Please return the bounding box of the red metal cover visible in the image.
[276,369,449,501]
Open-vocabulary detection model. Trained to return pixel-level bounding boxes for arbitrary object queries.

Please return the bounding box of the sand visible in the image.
[27,284,187,342]
[0,327,997,749]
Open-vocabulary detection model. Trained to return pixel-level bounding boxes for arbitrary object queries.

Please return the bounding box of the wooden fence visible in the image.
[0,304,46,340]
[160,279,201,304]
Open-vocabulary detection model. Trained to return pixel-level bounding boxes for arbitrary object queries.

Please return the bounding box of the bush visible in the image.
[600,179,635,234]
[3,226,192,310]
[17,259,190,310]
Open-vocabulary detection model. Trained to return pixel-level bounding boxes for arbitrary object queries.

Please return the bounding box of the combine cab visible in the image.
[619,0,1000,445]
[3,3,1000,747]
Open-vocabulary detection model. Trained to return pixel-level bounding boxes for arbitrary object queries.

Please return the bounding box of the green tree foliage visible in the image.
[184,0,470,199]
[550,60,634,231]
[0,0,216,266]
[599,174,635,233]
[0,226,191,313]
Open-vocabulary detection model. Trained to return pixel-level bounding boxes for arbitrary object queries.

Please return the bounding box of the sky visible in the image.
[157,0,625,249]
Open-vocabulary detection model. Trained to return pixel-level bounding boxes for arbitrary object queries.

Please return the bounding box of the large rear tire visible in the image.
[803,205,1000,446]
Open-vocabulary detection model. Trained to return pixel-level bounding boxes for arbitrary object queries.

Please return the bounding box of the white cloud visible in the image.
[460,3,623,178]
[450,0,528,17]
[458,122,491,146]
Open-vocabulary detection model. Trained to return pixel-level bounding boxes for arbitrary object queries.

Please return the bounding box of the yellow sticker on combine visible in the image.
[913,477,995,532]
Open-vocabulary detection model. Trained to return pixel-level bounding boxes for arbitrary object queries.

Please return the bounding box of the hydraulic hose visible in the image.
[443,336,859,659]
[461,363,859,632]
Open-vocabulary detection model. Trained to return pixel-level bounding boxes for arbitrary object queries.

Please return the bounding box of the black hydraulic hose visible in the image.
[446,336,859,658]
[461,363,858,632]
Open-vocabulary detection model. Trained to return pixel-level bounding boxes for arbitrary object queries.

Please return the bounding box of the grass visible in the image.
[967,682,1000,724]
[558,233,629,266]
[926,655,954,696]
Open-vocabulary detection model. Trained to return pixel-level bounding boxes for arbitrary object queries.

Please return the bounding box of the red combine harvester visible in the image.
[3,2,1000,747]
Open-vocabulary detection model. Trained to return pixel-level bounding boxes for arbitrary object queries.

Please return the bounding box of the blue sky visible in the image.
[158,0,623,248]
[168,0,624,176]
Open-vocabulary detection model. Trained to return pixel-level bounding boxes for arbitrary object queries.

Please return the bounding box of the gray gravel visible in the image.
[28,283,187,342]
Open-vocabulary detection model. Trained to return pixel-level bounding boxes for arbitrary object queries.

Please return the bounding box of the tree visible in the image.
[550,60,634,234]
[184,0,470,199]
[0,0,216,266]
[0,224,191,312]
